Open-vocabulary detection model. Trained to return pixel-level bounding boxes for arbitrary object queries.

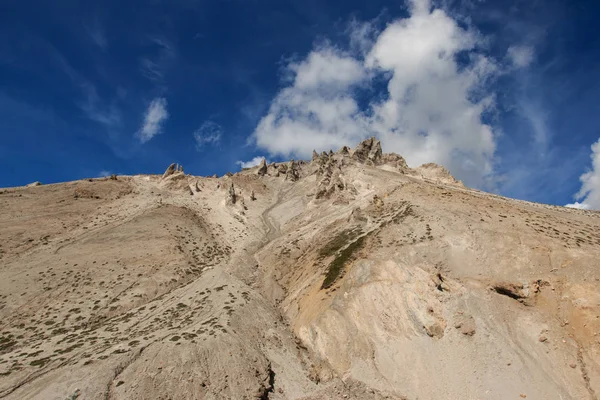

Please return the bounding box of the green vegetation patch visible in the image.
[30,357,52,368]
[0,336,16,353]
[318,228,362,260]
[321,235,366,290]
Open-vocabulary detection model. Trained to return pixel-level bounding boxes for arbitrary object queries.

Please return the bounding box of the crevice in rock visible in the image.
[436,273,445,292]
[259,363,276,400]
[104,345,148,400]
[577,343,598,400]
[491,283,526,301]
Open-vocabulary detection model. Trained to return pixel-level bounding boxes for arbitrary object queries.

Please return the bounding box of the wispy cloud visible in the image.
[137,98,169,143]
[139,58,164,82]
[566,138,600,210]
[43,42,122,128]
[193,121,222,150]
[507,45,534,68]
[80,83,121,126]
[84,19,108,50]
[139,36,175,84]
[236,156,266,169]
[98,170,112,177]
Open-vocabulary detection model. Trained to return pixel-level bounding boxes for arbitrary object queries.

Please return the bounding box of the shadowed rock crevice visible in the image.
[258,364,276,400]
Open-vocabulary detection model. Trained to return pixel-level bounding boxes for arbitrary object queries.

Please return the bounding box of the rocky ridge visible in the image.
[0,138,599,400]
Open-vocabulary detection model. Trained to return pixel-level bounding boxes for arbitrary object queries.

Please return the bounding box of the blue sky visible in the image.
[1,0,599,209]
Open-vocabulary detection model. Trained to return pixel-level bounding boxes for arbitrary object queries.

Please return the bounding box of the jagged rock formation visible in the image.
[1,138,599,400]
[351,137,382,165]
[162,163,184,179]
[257,158,268,176]
[381,153,409,172]
[285,161,299,182]
[162,163,177,178]
[416,162,464,186]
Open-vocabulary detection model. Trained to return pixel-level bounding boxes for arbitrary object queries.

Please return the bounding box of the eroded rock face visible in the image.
[3,139,600,400]
[337,146,350,155]
[285,161,299,182]
[381,153,409,172]
[352,137,382,165]
[257,159,268,176]
[416,163,463,187]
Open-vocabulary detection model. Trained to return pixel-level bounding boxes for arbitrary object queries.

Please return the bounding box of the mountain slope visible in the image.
[1,139,599,400]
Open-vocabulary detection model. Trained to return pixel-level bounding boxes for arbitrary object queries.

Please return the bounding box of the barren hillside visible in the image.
[1,138,599,400]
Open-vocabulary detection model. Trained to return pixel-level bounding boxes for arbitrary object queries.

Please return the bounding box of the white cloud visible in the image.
[137,98,169,143]
[98,170,112,177]
[290,47,366,90]
[507,45,534,68]
[565,201,589,210]
[252,1,498,188]
[566,138,600,210]
[193,121,222,150]
[236,156,267,169]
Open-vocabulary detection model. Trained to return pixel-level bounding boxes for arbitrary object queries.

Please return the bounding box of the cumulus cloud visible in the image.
[236,156,267,169]
[193,121,222,150]
[566,138,600,210]
[254,47,368,158]
[137,98,168,143]
[252,0,499,188]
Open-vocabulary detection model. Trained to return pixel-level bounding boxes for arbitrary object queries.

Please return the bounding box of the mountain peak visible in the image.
[0,141,598,400]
